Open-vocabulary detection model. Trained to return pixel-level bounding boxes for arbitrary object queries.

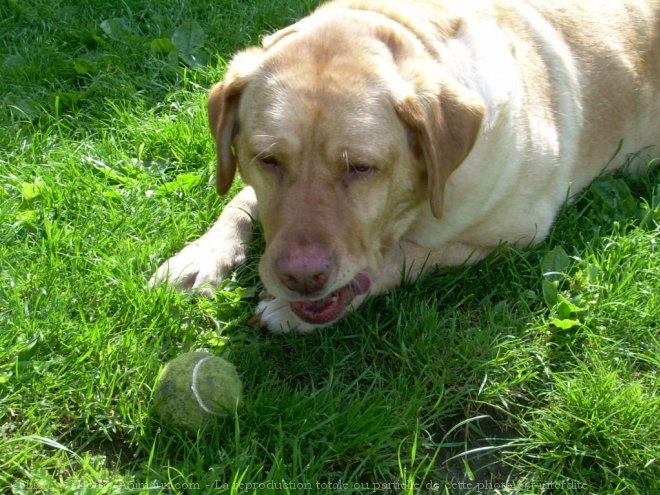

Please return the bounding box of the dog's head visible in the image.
[207,7,484,325]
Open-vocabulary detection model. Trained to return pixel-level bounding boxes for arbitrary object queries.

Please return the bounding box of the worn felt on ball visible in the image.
[153,351,242,431]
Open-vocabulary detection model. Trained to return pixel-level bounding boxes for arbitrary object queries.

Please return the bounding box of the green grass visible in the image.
[1,1,658,494]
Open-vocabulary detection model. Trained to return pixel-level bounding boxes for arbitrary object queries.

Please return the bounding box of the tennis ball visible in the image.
[153,352,242,432]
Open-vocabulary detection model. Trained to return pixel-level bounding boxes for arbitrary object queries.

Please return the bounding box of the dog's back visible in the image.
[509,0,660,179]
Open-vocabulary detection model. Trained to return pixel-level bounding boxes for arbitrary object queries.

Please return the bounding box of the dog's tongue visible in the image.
[290,272,371,325]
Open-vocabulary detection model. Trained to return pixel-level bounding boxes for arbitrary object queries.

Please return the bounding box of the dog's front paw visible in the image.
[149,242,241,298]
[252,298,320,334]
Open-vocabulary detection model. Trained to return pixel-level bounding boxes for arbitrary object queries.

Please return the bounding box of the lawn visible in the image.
[1,0,658,494]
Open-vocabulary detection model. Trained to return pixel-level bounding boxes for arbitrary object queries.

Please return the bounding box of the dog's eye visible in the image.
[259,156,280,169]
[350,164,371,174]
[346,164,375,180]
[258,155,284,178]
[257,155,284,181]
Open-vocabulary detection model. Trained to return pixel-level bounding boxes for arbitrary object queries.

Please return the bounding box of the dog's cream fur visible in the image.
[152,0,660,332]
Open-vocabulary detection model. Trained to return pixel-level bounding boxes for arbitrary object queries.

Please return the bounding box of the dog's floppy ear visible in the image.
[374,20,484,218]
[208,22,305,196]
[208,48,263,195]
[396,81,484,218]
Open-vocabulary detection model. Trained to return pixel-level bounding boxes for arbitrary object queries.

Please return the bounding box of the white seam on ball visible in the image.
[191,356,214,414]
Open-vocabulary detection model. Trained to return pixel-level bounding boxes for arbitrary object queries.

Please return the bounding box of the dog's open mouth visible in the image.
[290,272,372,325]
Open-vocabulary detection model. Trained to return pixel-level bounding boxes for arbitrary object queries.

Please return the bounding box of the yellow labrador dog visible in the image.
[152,0,660,333]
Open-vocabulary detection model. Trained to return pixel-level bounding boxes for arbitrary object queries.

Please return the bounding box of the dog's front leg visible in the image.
[150,186,258,297]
